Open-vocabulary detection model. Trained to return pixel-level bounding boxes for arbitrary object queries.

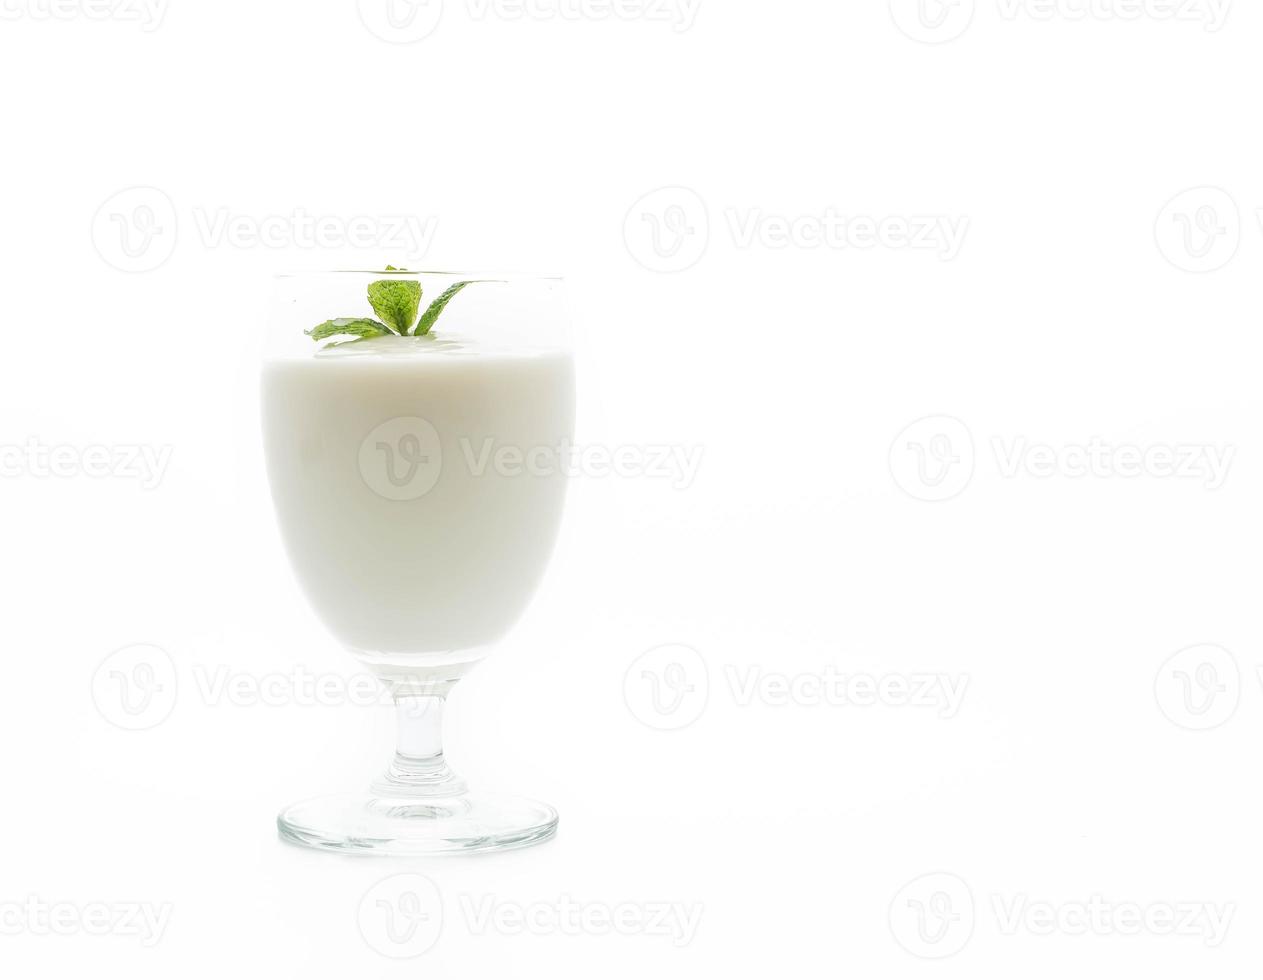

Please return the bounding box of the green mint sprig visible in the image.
[414,280,476,336]
[306,267,488,347]
[367,277,420,334]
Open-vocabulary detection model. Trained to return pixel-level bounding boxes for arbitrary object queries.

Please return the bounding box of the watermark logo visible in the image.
[890,415,975,502]
[623,644,709,730]
[1155,644,1240,731]
[889,0,976,43]
[357,0,445,42]
[91,187,178,273]
[890,872,975,958]
[91,644,178,731]
[359,417,444,501]
[359,874,443,959]
[1155,187,1240,273]
[624,187,710,273]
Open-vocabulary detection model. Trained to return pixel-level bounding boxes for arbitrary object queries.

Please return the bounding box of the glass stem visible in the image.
[371,694,467,799]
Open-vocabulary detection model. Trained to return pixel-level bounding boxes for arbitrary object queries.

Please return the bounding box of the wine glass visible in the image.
[261,270,573,854]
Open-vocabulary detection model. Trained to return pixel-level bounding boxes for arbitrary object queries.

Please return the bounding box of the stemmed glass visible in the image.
[262,271,573,854]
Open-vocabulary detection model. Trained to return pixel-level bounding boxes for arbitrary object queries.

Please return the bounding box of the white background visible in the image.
[1,0,1261,975]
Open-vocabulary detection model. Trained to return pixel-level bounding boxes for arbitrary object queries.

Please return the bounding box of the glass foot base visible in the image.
[277,791,558,856]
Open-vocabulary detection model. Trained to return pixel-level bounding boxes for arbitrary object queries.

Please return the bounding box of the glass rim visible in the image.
[274,269,565,281]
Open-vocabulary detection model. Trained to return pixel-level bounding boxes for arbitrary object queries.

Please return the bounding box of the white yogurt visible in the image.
[263,334,574,662]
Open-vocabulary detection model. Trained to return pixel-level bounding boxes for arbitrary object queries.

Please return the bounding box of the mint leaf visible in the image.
[367,278,421,335]
[303,275,491,345]
[306,317,389,343]
[415,280,487,335]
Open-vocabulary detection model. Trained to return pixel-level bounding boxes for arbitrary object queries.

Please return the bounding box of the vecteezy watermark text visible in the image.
[624,187,968,272]
[461,895,703,946]
[992,894,1233,946]
[725,209,969,260]
[725,666,969,716]
[91,643,438,731]
[356,419,705,502]
[465,0,701,30]
[890,415,1235,502]
[92,187,439,273]
[889,872,1233,959]
[1,439,172,489]
[991,436,1234,488]
[889,0,1231,44]
[0,896,173,946]
[622,644,970,730]
[357,873,703,959]
[0,0,167,30]
[461,438,704,489]
[356,0,701,43]
[191,664,392,709]
[191,209,436,253]
[993,0,1230,30]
